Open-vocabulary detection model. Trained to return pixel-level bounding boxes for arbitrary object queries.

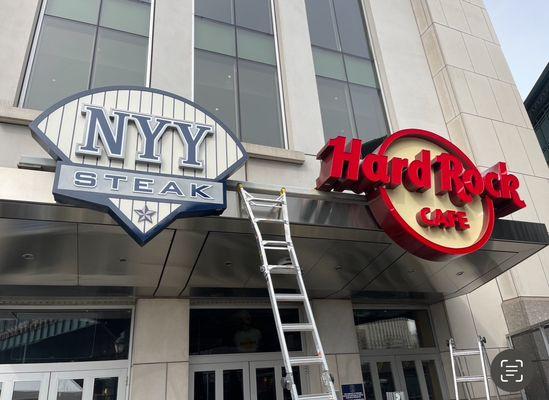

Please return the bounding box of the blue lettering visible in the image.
[159,181,185,196]
[132,114,172,164]
[191,183,213,199]
[76,105,130,159]
[134,177,154,193]
[74,171,97,188]
[104,174,127,190]
[173,122,212,169]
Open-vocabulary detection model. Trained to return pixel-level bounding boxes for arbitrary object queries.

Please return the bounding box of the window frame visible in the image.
[18,0,155,108]
[192,0,289,149]
[352,303,440,356]
[308,0,392,142]
[0,304,135,373]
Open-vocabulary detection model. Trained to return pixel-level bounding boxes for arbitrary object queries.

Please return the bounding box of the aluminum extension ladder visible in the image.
[239,185,338,400]
[448,336,500,400]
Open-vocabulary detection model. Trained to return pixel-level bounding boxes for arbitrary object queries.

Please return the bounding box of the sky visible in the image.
[484,0,549,99]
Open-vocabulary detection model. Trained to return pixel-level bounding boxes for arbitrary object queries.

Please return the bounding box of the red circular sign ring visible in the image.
[368,129,495,261]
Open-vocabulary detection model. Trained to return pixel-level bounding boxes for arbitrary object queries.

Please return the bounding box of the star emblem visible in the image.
[134,204,156,223]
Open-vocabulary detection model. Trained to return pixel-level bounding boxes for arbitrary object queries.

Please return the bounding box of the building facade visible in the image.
[0,1,548,400]
[525,62,549,165]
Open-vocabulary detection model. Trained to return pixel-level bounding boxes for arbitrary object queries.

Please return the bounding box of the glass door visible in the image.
[249,361,302,400]
[361,355,446,400]
[0,372,49,400]
[190,362,250,400]
[0,368,126,400]
[48,369,126,400]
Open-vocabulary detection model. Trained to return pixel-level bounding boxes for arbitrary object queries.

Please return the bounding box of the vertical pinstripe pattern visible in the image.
[31,87,247,239]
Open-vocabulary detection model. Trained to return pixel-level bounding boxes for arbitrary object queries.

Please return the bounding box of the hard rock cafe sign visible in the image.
[316,129,526,260]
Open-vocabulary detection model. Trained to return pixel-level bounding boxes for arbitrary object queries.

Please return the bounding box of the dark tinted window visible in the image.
[194,0,284,147]
[354,309,436,350]
[235,0,272,33]
[190,308,302,355]
[195,0,233,23]
[305,0,338,50]
[195,50,238,134]
[333,0,370,57]
[238,60,283,148]
[0,310,131,364]
[305,0,388,142]
[24,0,150,110]
[317,77,355,140]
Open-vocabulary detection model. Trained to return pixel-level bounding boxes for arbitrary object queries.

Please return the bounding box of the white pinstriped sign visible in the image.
[30,86,248,245]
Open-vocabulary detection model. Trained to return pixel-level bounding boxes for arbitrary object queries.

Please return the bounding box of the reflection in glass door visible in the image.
[190,362,250,400]
[0,373,48,400]
[190,360,303,400]
[0,368,126,400]
[361,356,446,400]
[249,361,301,400]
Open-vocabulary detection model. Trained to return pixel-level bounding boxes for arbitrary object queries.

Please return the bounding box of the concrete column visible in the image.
[150,0,193,99]
[274,0,325,155]
[309,300,362,395]
[129,299,190,400]
[364,0,447,135]
[407,1,549,397]
[0,0,40,106]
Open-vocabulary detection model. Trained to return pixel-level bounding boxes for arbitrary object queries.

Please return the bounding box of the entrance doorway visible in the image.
[0,361,127,400]
[361,355,446,400]
[190,359,303,400]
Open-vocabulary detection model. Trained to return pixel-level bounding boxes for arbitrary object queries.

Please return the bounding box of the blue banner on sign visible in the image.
[342,383,366,400]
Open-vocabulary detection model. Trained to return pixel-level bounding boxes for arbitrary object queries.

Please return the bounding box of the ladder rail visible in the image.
[280,189,337,398]
[478,338,491,399]
[239,188,299,399]
[239,185,337,400]
[449,338,460,400]
[449,336,499,400]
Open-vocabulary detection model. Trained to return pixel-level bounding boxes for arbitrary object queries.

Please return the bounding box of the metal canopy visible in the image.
[0,186,546,304]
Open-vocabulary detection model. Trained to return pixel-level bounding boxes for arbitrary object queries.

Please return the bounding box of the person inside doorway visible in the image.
[233,310,262,353]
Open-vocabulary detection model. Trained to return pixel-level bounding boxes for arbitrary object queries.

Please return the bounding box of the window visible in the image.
[190,308,302,355]
[194,0,284,148]
[354,309,436,350]
[533,112,549,164]
[305,0,388,142]
[23,0,151,110]
[0,309,131,363]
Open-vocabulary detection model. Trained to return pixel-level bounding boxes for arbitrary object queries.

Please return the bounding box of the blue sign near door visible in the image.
[342,383,366,400]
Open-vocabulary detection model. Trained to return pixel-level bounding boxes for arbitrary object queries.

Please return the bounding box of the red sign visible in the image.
[316,129,526,260]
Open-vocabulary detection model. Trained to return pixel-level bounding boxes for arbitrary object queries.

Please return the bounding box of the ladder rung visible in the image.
[298,394,334,400]
[289,356,324,366]
[262,240,289,247]
[282,323,314,332]
[254,217,285,224]
[250,196,283,204]
[267,265,297,274]
[453,350,480,357]
[456,375,484,383]
[275,293,305,302]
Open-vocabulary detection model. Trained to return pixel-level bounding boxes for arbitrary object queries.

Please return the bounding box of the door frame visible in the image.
[189,361,251,400]
[0,361,128,400]
[0,372,49,400]
[48,368,127,400]
[361,353,448,400]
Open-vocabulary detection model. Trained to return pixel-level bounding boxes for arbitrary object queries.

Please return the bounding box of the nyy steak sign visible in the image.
[316,129,526,260]
[30,86,247,245]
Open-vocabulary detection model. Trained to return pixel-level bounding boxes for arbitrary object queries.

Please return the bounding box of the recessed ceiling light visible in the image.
[456,271,464,276]
[21,253,35,261]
